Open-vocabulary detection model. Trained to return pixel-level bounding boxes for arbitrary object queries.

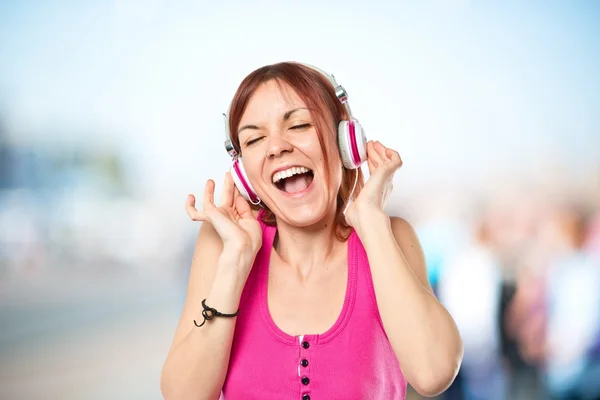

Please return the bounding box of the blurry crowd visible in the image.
[413,188,600,400]
[2,129,600,399]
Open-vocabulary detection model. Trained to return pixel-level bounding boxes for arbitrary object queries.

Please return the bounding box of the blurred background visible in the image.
[1,1,599,399]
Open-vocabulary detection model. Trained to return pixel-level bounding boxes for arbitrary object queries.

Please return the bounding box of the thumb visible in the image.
[235,193,255,220]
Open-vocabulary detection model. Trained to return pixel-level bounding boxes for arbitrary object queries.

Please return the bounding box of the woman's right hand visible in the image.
[185,172,263,270]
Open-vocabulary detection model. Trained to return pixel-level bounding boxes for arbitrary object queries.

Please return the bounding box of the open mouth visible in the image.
[272,166,314,194]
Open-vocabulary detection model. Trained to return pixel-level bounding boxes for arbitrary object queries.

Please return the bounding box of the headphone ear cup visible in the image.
[338,120,367,169]
[230,159,261,204]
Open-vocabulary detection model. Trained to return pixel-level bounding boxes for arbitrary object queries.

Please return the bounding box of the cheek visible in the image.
[328,146,342,167]
[301,130,341,168]
[330,165,343,192]
[240,155,263,184]
[308,149,342,194]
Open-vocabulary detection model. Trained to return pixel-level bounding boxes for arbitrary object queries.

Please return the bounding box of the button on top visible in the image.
[301,359,309,367]
[302,395,310,400]
[302,377,310,385]
[302,341,310,349]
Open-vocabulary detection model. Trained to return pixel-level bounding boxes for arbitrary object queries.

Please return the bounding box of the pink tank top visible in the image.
[222,217,407,400]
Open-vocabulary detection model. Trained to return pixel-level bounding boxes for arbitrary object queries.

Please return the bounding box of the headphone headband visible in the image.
[223,62,354,158]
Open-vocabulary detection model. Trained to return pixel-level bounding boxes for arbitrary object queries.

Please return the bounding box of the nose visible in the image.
[265,136,293,160]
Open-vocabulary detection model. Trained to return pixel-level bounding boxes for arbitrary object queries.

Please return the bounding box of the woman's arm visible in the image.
[160,222,248,400]
[355,211,463,397]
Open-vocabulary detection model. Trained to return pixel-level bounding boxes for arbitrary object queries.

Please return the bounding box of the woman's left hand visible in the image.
[344,140,403,229]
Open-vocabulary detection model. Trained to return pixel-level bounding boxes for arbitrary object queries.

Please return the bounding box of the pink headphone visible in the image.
[223,63,367,205]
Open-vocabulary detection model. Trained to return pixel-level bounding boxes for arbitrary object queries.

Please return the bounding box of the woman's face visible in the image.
[237,80,342,227]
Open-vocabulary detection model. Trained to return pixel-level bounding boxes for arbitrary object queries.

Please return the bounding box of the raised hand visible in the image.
[344,140,403,228]
[185,172,263,268]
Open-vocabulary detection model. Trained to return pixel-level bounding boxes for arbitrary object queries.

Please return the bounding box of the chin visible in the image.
[261,168,337,229]
[276,204,332,229]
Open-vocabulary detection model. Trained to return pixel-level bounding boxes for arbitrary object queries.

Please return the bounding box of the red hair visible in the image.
[227,62,364,241]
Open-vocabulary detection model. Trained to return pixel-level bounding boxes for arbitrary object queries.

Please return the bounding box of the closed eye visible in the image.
[290,123,311,130]
[246,137,264,146]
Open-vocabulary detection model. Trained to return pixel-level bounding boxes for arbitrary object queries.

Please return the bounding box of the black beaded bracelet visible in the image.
[193,299,240,327]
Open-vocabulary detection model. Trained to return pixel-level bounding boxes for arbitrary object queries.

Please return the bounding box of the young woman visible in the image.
[161,62,463,400]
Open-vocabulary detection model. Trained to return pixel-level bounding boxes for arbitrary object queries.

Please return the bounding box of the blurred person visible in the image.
[503,204,568,399]
[437,212,506,400]
[161,62,463,400]
[497,195,566,400]
[504,267,548,400]
[584,208,600,262]
[541,207,600,400]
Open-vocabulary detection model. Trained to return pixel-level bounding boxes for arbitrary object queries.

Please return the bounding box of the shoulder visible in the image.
[389,216,418,241]
[388,215,433,293]
[389,216,423,254]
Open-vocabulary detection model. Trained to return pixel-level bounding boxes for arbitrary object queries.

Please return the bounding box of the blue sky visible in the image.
[1,0,599,194]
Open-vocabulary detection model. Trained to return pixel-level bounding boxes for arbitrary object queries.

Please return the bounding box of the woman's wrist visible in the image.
[352,208,390,240]
[219,244,256,270]
[205,268,245,315]
[212,250,253,292]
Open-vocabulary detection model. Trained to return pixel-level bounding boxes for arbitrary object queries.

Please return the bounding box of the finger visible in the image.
[185,194,196,214]
[367,157,376,175]
[373,141,388,162]
[365,141,378,174]
[204,208,243,239]
[385,148,402,166]
[220,172,235,207]
[233,186,254,220]
[235,194,254,220]
[367,141,381,167]
[185,195,209,221]
[203,179,216,210]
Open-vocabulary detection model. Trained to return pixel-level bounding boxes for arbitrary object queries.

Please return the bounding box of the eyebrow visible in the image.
[237,107,308,135]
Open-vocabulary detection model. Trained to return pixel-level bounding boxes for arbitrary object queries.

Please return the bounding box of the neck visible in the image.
[274,212,345,278]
